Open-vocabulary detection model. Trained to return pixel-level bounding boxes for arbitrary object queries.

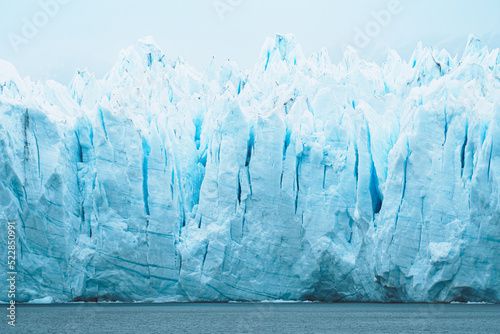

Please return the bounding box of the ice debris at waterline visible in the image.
[0,34,499,303]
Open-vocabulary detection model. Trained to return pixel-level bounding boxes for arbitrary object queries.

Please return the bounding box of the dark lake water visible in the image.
[4,302,500,333]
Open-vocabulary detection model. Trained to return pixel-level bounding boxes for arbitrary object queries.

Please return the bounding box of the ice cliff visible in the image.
[1,34,499,303]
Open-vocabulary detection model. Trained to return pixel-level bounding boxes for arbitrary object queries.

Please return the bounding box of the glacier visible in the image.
[0,34,499,303]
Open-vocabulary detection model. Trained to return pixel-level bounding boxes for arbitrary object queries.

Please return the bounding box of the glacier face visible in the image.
[0,34,499,303]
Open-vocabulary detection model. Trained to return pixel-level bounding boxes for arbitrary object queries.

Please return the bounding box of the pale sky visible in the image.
[0,0,499,84]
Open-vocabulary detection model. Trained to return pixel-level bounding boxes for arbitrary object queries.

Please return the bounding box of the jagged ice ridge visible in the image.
[0,34,499,303]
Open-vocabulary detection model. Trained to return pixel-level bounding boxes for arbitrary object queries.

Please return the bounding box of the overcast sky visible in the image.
[0,0,499,84]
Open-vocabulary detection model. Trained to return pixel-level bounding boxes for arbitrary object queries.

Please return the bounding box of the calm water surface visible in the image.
[4,303,500,333]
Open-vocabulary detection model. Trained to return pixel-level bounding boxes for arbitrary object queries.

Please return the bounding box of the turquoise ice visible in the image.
[0,34,499,303]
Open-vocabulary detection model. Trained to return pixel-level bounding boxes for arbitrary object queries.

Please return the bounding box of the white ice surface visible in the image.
[0,34,499,303]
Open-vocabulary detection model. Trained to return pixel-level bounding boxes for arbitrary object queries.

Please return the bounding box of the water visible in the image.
[4,303,500,333]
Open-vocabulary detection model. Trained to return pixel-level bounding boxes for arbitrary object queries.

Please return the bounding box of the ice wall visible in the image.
[0,35,499,303]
